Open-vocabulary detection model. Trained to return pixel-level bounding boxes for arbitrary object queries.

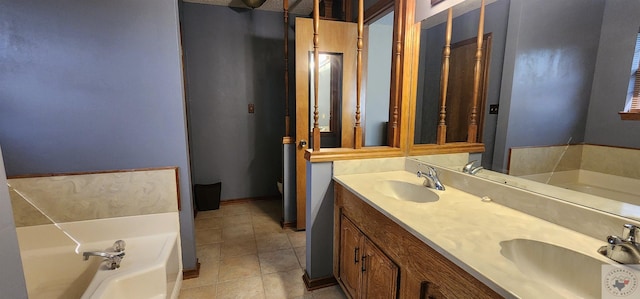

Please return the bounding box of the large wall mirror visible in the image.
[309,52,344,148]
[412,0,640,220]
[301,0,395,151]
[414,4,493,145]
[409,0,489,154]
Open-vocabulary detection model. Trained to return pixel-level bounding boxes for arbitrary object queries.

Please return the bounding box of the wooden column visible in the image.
[353,0,364,149]
[312,0,321,151]
[284,0,290,137]
[436,8,453,145]
[467,0,485,143]
[387,0,403,147]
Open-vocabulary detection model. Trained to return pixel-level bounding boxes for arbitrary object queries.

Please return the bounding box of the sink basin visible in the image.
[374,180,439,203]
[500,239,608,298]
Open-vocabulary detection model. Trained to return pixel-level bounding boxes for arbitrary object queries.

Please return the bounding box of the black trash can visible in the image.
[194,182,221,211]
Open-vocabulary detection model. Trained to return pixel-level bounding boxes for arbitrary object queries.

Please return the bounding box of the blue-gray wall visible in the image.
[492,0,605,172]
[182,3,288,201]
[0,0,196,269]
[584,1,640,148]
[0,148,28,298]
[415,0,509,169]
[305,161,334,279]
[364,12,393,146]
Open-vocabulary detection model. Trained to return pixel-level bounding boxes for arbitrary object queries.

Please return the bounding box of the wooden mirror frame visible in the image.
[304,0,410,162]
[404,1,486,156]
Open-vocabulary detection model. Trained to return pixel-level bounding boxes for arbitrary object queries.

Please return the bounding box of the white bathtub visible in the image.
[18,226,102,299]
[81,233,181,299]
[17,213,182,299]
[521,170,640,206]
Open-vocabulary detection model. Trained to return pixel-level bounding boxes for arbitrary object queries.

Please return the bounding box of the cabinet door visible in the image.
[361,237,399,299]
[339,215,363,298]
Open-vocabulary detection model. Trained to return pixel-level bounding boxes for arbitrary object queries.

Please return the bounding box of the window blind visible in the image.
[632,33,640,113]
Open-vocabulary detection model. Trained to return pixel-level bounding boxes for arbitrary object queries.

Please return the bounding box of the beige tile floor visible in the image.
[179,199,347,299]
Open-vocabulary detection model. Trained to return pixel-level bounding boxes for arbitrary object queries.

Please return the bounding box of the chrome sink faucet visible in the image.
[417,166,445,191]
[463,160,483,175]
[598,224,640,264]
[83,240,126,270]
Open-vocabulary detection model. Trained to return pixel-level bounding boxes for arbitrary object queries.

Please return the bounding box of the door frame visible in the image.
[294,18,357,230]
[446,33,492,143]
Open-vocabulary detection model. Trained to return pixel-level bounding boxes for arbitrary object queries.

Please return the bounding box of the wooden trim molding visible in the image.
[510,142,640,151]
[364,0,394,24]
[174,167,181,211]
[183,260,201,280]
[619,112,640,121]
[303,271,338,291]
[399,0,419,153]
[304,147,404,162]
[281,220,297,229]
[7,166,179,179]
[219,195,280,206]
[409,143,485,156]
[583,143,640,150]
[282,136,295,144]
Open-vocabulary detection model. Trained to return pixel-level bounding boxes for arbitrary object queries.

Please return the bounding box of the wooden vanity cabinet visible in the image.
[339,214,399,299]
[339,215,363,297]
[333,183,501,299]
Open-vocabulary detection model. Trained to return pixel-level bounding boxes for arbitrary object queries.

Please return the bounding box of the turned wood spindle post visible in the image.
[312,0,321,151]
[468,0,485,143]
[436,8,453,145]
[388,0,403,146]
[353,0,364,149]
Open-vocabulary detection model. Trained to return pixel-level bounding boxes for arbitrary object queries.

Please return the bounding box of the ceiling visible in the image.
[421,0,498,29]
[184,0,314,15]
[183,0,498,27]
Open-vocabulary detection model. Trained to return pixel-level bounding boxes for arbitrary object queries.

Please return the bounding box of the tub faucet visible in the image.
[463,160,483,175]
[83,240,126,270]
[417,166,445,191]
[598,224,640,264]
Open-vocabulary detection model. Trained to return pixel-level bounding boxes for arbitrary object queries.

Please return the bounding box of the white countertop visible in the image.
[334,170,613,299]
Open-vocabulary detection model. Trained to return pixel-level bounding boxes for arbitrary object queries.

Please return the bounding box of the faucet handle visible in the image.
[608,235,623,245]
[623,224,639,242]
[417,170,434,187]
[427,165,437,176]
[463,160,478,173]
[112,240,126,252]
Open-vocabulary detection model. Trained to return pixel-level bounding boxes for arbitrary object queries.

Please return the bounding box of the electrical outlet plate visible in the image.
[489,104,499,114]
